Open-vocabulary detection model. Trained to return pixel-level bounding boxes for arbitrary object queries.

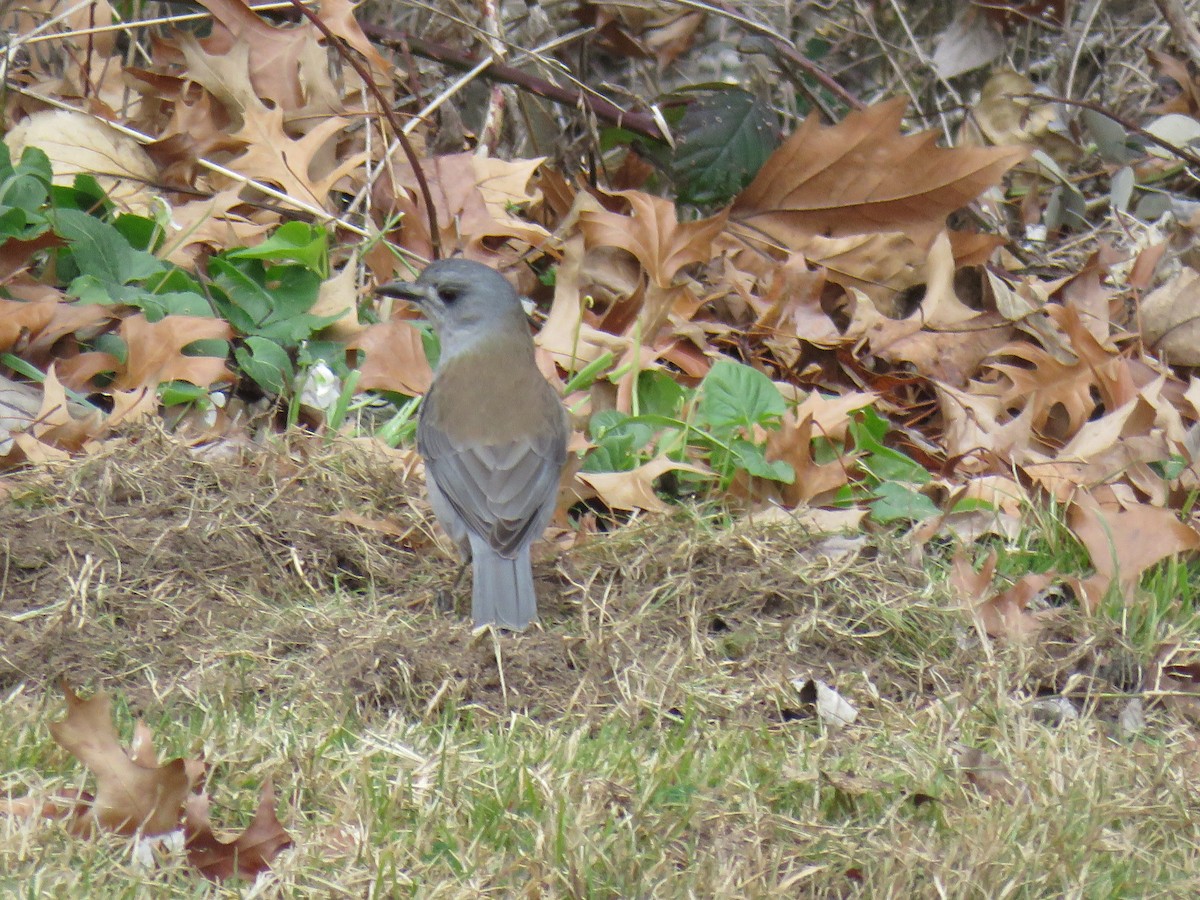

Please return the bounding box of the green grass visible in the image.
[3,448,1200,896]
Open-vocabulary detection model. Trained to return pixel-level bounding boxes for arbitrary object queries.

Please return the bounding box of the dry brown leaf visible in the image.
[932,7,1004,78]
[1142,266,1200,365]
[730,97,1028,251]
[185,780,293,881]
[757,412,856,508]
[311,262,364,340]
[112,315,234,392]
[347,318,433,397]
[6,110,159,215]
[191,0,338,113]
[987,304,1133,442]
[576,456,711,512]
[1148,49,1200,116]
[48,685,194,836]
[578,190,727,288]
[378,154,551,260]
[1068,496,1200,592]
[951,550,1055,641]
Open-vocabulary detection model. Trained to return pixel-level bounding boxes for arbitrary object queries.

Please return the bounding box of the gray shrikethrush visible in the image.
[377,259,569,630]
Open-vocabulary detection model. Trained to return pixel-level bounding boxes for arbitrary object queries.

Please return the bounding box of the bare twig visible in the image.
[705,0,864,112]
[1154,0,1200,73]
[285,0,442,257]
[1016,92,1200,170]
[361,23,670,141]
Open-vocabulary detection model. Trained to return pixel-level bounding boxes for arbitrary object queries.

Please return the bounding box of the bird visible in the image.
[376,259,569,631]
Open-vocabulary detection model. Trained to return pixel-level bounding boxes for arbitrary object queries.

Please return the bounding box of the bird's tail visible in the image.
[467,534,538,630]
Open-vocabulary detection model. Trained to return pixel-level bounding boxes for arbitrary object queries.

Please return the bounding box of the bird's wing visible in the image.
[419,383,567,559]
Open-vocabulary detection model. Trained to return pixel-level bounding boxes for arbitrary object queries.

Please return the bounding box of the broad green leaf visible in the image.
[234,336,293,396]
[674,88,778,206]
[226,221,328,276]
[637,370,688,419]
[729,439,794,483]
[583,410,657,472]
[53,208,163,301]
[209,257,338,345]
[159,381,210,406]
[850,408,930,485]
[869,482,939,523]
[697,359,785,434]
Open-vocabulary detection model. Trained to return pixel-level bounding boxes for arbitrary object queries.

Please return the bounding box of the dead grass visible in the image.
[2,436,1199,896]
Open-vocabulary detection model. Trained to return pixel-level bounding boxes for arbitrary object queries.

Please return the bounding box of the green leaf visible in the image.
[729,439,794,483]
[114,212,163,253]
[234,336,294,396]
[869,482,939,523]
[159,381,210,406]
[583,409,657,472]
[51,174,111,213]
[673,88,779,206]
[52,208,163,302]
[209,257,338,345]
[696,359,785,434]
[637,370,688,419]
[226,221,328,276]
[849,408,930,485]
[0,146,52,241]
[11,145,53,183]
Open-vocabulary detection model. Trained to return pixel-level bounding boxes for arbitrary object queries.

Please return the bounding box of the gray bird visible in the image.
[377,259,569,630]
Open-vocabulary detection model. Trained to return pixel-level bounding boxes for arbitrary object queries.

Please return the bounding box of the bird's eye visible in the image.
[437,285,461,304]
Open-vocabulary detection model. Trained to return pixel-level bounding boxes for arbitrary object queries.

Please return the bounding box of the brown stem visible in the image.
[285,0,442,258]
[1014,92,1200,171]
[708,0,863,112]
[360,23,670,142]
[1154,0,1200,74]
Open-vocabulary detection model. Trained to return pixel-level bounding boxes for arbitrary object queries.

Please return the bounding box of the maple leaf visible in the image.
[47,684,194,836]
[185,780,293,881]
[377,153,552,260]
[578,191,728,289]
[729,97,1028,252]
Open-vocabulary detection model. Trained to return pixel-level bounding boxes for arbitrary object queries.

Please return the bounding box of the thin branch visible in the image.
[360,23,670,141]
[1016,92,1200,170]
[1154,0,1200,74]
[706,0,863,111]
[285,0,442,258]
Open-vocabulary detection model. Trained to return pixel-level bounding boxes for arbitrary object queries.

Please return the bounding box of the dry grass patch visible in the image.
[1,437,1198,895]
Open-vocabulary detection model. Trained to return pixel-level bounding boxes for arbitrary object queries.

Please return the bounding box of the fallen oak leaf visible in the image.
[185,779,293,882]
[111,314,233,393]
[950,550,1056,641]
[47,684,194,836]
[1068,496,1200,594]
[575,456,712,513]
[347,317,433,397]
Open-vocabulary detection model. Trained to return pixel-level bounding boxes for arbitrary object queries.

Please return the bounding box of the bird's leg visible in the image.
[436,560,469,614]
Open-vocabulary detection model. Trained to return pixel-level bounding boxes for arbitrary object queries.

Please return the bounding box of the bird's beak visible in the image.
[376,280,427,304]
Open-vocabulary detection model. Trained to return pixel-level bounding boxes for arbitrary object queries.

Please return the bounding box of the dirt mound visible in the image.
[0,433,960,722]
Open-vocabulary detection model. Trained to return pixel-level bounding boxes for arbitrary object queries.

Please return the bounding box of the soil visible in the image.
[0,433,985,724]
